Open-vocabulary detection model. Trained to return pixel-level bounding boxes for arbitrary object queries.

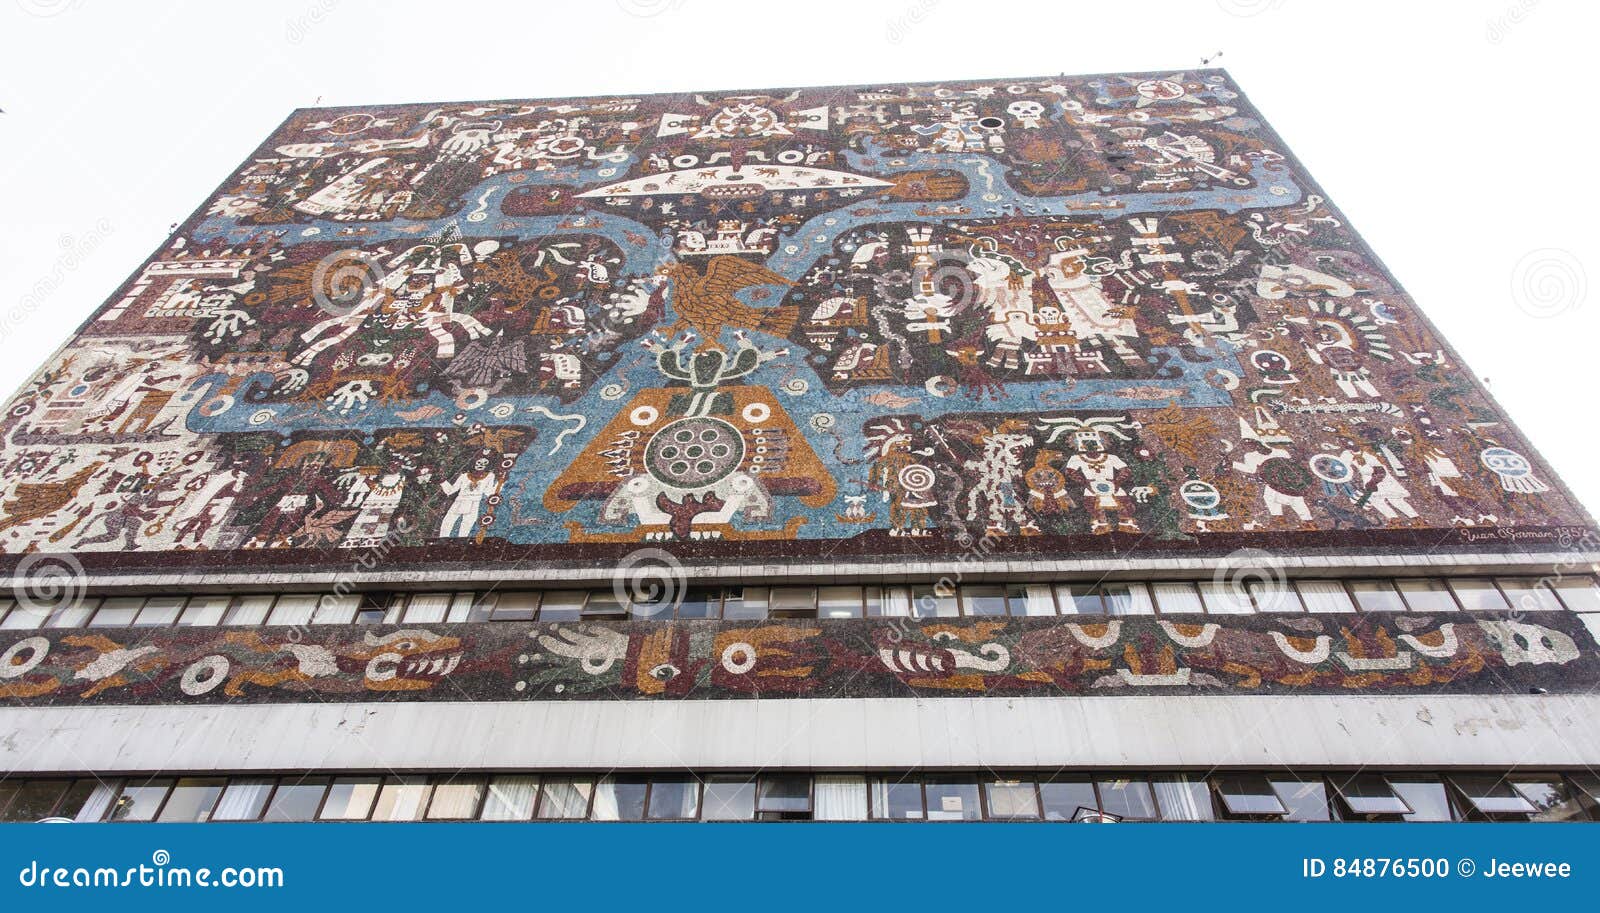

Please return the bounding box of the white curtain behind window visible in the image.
[403,593,451,624]
[814,775,868,820]
[1152,776,1213,821]
[73,780,119,822]
[480,777,538,820]
[212,780,274,821]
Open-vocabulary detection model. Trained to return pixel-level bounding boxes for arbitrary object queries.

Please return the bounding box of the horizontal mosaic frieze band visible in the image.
[1,613,1594,706]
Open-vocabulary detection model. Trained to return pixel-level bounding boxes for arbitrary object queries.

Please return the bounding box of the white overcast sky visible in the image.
[2,0,1595,513]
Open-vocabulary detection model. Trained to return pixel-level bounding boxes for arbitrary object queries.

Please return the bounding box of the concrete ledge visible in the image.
[4,694,1599,774]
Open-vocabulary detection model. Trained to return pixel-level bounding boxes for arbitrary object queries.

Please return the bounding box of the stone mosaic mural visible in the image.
[0,614,1593,705]
[0,70,1592,577]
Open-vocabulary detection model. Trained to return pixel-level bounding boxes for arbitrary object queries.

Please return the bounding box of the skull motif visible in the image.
[1006,99,1046,129]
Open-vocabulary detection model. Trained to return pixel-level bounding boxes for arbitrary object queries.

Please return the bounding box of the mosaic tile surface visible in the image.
[0,70,1591,577]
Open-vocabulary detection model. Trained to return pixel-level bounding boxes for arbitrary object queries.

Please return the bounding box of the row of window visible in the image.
[3,574,1598,630]
[4,770,1597,823]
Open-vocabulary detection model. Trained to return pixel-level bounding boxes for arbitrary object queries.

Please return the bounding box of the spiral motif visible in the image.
[898,463,936,494]
[1510,248,1587,319]
[612,547,686,618]
[10,553,85,622]
[781,377,810,396]
[1212,547,1289,612]
[151,849,171,866]
[809,413,836,432]
[310,249,383,317]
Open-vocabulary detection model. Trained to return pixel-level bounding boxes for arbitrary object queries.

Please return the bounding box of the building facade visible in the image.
[2,70,1599,823]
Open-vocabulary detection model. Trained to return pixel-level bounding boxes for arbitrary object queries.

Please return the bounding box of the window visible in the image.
[427,779,485,820]
[1247,578,1303,613]
[984,780,1040,819]
[1395,578,1458,612]
[135,596,186,626]
[1495,578,1564,613]
[110,779,173,822]
[870,778,925,820]
[1294,580,1356,614]
[675,587,723,619]
[1039,778,1099,821]
[535,778,592,819]
[1347,580,1406,613]
[1056,583,1106,615]
[1197,581,1253,614]
[401,593,452,624]
[494,591,543,621]
[816,586,864,619]
[769,587,817,619]
[266,594,318,626]
[592,776,648,821]
[61,779,119,823]
[1271,778,1333,821]
[701,777,756,820]
[157,778,226,822]
[0,599,44,629]
[371,777,431,821]
[223,595,274,626]
[924,778,981,821]
[263,777,329,822]
[178,596,230,626]
[813,775,868,821]
[0,780,68,821]
[960,585,1012,617]
[1149,582,1204,614]
[723,587,768,620]
[1331,775,1413,818]
[1102,583,1154,615]
[46,598,98,627]
[319,777,381,820]
[450,591,495,622]
[1018,584,1058,616]
[1152,776,1214,820]
[581,591,629,620]
[1215,774,1288,817]
[1095,778,1157,820]
[1549,576,1600,613]
[354,593,392,624]
[909,585,958,618]
[1388,779,1455,821]
[1507,777,1593,822]
[756,775,811,820]
[478,776,539,821]
[1447,579,1509,612]
[628,587,677,620]
[1450,775,1536,818]
[312,594,360,625]
[212,780,274,821]
[874,586,914,617]
[646,778,700,820]
[89,597,143,627]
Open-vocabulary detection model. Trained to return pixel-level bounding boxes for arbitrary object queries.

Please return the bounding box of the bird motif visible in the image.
[657,255,797,352]
[0,462,104,536]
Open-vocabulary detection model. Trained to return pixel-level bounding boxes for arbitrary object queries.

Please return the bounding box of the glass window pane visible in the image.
[861,587,886,618]
[1509,777,1591,822]
[1056,584,1104,615]
[479,776,538,821]
[311,594,359,624]
[371,777,431,821]
[1150,582,1204,614]
[1,599,46,629]
[1348,580,1406,613]
[646,779,700,820]
[1271,778,1332,821]
[224,595,274,625]
[110,779,173,822]
[1096,778,1157,820]
[427,780,485,820]
[910,585,959,618]
[1395,578,1458,612]
[449,591,494,623]
[1153,776,1214,820]
[1450,774,1535,815]
[1039,779,1099,821]
[817,586,863,619]
[723,587,768,620]
[1215,774,1288,816]
[960,585,1010,617]
[1295,580,1356,614]
[674,587,722,619]
[0,780,68,822]
[1102,583,1154,615]
[1020,584,1057,616]
[1447,578,1509,612]
[592,777,647,821]
[212,780,274,821]
[769,587,817,618]
[535,778,592,819]
[701,778,756,820]
[263,778,329,822]
[89,597,143,627]
[537,591,585,621]
[874,586,912,618]
[1389,779,1454,821]
[813,775,868,821]
[1198,581,1253,614]
[924,779,981,821]
[178,595,229,626]
[757,775,811,814]
[62,779,119,822]
[267,594,318,626]
[1550,576,1600,613]
[45,598,98,627]
[869,778,924,820]
[157,778,226,822]
[1332,775,1412,816]
[582,590,629,619]
[135,596,185,626]
[495,591,542,621]
[1495,579,1564,613]
[319,777,381,820]
[1247,578,1302,613]
[401,593,452,624]
[984,780,1040,819]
